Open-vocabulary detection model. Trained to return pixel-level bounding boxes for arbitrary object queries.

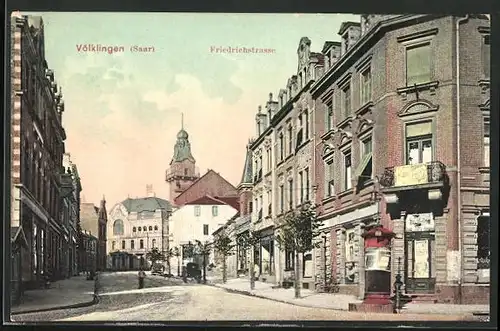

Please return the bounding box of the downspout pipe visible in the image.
[456,14,469,304]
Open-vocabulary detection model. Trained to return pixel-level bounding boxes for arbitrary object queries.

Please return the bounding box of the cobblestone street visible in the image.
[11,272,483,322]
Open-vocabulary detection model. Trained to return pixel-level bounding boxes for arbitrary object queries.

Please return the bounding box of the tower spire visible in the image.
[181,113,184,130]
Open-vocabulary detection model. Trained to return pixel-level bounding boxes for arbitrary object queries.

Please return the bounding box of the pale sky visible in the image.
[26,12,360,208]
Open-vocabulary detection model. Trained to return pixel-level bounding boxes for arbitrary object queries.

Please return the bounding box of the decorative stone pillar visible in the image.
[314,236,324,290]
[336,228,346,284]
[357,223,366,299]
[391,211,406,292]
[434,213,448,284]
[461,213,479,284]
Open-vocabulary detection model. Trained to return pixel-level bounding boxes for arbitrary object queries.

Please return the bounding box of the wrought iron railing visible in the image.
[379,161,446,187]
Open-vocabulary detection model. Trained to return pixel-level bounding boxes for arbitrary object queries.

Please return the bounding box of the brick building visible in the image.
[9,14,76,303]
[62,153,81,277]
[248,37,325,289]
[81,231,98,273]
[312,14,490,304]
[80,196,108,271]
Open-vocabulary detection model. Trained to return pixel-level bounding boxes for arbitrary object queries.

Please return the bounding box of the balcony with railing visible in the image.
[165,167,200,182]
[379,161,448,205]
[379,161,447,191]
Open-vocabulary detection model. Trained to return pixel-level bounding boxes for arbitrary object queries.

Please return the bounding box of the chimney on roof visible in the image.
[146,184,155,198]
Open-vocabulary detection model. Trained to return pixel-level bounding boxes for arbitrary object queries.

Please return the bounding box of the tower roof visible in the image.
[239,142,253,185]
[170,113,195,164]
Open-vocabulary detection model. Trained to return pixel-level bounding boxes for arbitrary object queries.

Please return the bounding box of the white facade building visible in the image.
[169,195,238,265]
[106,195,172,270]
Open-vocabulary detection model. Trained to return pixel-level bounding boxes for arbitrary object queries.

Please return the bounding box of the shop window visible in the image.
[477,214,490,270]
[405,121,433,165]
[484,117,490,167]
[154,225,158,231]
[121,240,126,249]
[345,229,357,284]
[149,226,153,231]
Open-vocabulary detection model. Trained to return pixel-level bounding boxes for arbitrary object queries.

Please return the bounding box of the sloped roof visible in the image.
[184,195,239,211]
[239,144,253,185]
[338,21,361,36]
[121,197,172,213]
[174,169,237,205]
[214,196,240,211]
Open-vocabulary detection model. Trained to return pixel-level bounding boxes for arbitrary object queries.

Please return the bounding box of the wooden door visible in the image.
[405,232,436,293]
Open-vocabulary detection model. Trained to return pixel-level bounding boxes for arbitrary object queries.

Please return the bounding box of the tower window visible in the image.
[184,168,188,176]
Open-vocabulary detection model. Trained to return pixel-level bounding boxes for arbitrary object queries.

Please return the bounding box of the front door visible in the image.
[405,231,436,293]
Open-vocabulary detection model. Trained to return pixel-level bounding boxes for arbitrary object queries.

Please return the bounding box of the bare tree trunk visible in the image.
[177,258,180,276]
[167,258,171,274]
[222,254,227,284]
[294,251,301,299]
[249,246,255,290]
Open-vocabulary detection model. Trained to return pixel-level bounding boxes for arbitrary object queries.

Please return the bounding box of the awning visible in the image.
[355,152,373,179]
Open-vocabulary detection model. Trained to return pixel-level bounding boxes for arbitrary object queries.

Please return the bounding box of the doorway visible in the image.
[405,231,436,293]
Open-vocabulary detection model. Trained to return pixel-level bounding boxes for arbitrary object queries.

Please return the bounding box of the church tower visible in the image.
[166,114,199,202]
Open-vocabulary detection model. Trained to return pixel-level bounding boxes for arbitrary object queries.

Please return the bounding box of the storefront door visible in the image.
[405,231,436,293]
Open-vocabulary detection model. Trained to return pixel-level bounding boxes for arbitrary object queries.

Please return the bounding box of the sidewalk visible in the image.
[11,275,98,315]
[210,278,490,316]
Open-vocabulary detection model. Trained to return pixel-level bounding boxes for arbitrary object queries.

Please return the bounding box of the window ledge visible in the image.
[479,167,490,174]
[337,116,353,129]
[321,129,336,141]
[322,195,337,204]
[338,188,354,198]
[396,81,439,96]
[276,159,285,168]
[355,101,374,117]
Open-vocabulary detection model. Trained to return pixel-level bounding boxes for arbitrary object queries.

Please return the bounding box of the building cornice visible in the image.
[311,14,447,97]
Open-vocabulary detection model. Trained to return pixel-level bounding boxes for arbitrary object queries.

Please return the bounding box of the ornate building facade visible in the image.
[9,14,78,303]
[107,191,172,270]
[248,37,325,289]
[312,14,490,304]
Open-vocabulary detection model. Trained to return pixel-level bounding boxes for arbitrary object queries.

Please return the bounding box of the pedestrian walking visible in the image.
[138,269,146,289]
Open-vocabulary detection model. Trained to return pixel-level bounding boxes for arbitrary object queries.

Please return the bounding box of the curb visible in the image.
[207,283,350,312]
[208,283,483,317]
[11,294,99,315]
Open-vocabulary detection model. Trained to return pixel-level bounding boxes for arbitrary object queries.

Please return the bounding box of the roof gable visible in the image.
[174,169,237,205]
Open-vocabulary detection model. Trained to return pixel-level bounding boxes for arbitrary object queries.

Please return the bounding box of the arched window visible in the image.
[133,227,136,232]
[112,241,116,250]
[149,226,153,231]
[143,226,147,231]
[154,225,158,231]
[131,240,135,249]
[113,219,124,236]
[140,239,144,249]
[152,239,156,248]
[121,240,126,249]
[138,227,142,231]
